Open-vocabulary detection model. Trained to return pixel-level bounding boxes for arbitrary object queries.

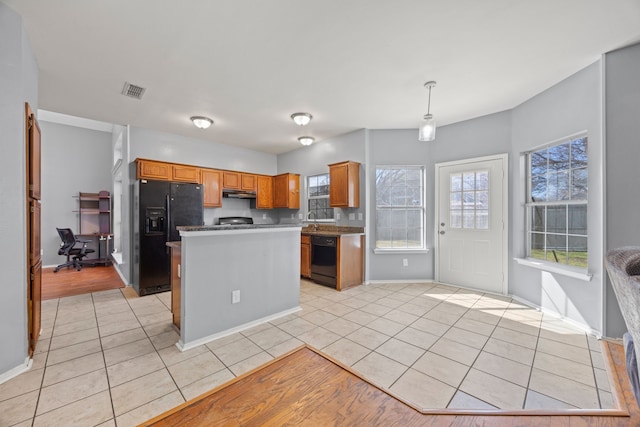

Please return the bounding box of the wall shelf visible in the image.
[74,191,112,266]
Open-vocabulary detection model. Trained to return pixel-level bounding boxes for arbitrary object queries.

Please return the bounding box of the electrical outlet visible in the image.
[358,213,363,221]
[232,290,241,304]
[262,213,267,219]
[336,212,341,220]
[403,258,409,267]
[349,213,355,220]
[298,213,303,219]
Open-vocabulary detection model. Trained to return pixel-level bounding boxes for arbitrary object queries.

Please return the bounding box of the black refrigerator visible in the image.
[133,179,203,296]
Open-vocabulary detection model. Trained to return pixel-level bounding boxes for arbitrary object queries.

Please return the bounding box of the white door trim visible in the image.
[434,153,509,295]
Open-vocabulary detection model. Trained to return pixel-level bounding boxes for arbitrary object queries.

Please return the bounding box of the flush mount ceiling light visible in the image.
[291,112,312,126]
[298,136,315,146]
[418,81,437,141]
[190,116,213,129]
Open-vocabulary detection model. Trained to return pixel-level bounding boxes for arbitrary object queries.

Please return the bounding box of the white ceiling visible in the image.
[5,0,640,154]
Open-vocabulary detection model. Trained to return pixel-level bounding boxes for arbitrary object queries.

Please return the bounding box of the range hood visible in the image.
[222,189,256,199]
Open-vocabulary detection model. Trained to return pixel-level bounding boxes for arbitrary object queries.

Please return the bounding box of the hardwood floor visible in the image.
[143,342,640,426]
[42,264,124,300]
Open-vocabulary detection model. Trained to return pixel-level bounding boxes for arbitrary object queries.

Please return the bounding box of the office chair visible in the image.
[53,228,95,272]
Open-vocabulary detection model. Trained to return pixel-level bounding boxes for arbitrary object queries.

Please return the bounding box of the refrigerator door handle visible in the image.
[166,194,171,243]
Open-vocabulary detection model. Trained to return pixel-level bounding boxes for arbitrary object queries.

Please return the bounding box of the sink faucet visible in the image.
[307,211,319,231]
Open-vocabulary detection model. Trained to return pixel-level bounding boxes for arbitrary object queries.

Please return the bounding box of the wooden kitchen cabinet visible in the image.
[137,159,171,180]
[273,173,300,209]
[223,171,241,189]
[201,168,223,207]
[336,234,364,291]
[300,234,311,278]
[241,173,257,191]
[329,161,360,208]
[171,164,199,183]
[256,175,273,209]
[168,243,181,330]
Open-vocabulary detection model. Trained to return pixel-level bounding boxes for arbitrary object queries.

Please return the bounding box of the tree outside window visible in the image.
[527,136,588,268]
[307,173,333,220]
[375,166,425,250]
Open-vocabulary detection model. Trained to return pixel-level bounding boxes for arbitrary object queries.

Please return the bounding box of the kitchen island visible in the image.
[175,224,302,351]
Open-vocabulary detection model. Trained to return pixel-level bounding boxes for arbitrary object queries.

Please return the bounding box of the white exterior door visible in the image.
[435,154,508,294]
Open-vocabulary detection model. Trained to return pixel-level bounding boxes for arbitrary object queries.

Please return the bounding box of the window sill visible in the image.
[374,248,430,255]
[514,258,592,281]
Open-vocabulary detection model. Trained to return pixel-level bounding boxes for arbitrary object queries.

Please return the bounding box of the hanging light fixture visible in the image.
[190,116,213,129]
[291,112,312,126]
[298,136,314,146]
[418,81,437,141]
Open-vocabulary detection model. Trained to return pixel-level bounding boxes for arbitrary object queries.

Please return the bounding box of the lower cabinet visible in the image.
[301,235,311,278]
[336,235,364,291]
[302,233,364,290]
[169,243,181,330]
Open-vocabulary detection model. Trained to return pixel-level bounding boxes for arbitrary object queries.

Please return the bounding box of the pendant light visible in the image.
[418,81,437,141]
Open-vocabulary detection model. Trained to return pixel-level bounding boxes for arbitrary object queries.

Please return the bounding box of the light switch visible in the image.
[232,290,241,304]
[349,213,355,220]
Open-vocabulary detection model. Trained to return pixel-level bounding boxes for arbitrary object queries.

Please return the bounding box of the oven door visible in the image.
[310,236,337,287]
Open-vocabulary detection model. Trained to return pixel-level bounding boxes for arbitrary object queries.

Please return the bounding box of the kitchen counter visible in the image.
[178,223,301,232]
[175,225,302,351]
[300,225,364,236]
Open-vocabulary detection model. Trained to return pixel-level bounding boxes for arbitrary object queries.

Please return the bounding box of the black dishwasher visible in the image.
[310,235,337,287]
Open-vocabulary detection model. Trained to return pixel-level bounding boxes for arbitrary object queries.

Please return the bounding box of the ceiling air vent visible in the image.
[121,82,146,100]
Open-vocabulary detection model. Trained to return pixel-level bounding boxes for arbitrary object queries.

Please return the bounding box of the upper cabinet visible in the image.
[137,159,171,180]
[136,159,198,183]
[200,169,223,208]
[273,173,300,209]
[171,164,199,183]
[256,175,273,209]
[223,171,256,191]
[222,171,240,190]
[241,174,257,191]
[329,161,360,208]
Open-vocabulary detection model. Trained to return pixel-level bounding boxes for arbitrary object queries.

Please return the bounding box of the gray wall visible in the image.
[129,127,277,175]
[0,2,38,376]
[366,112,512,281]
[510,62,604,334]
[276,129,367,227]
[40,121,113,266]
[604,43,640,337]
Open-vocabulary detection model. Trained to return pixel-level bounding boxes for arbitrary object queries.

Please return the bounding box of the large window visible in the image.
[375,166,425,250]
[307,173,333,221]
[526,135,588,269]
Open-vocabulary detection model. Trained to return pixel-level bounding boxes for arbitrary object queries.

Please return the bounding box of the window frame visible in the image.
[524,133,588,272]
[306,172,334,222]
[374,165,426,253]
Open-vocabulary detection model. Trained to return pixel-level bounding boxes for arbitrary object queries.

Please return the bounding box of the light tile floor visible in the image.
[0,280,615,426]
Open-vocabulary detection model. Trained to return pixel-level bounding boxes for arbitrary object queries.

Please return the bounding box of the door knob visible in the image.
[440,222,445,227]
[439,230,445,235]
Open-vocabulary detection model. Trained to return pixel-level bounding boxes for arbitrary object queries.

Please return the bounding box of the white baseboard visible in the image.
[176,306,302,352]
[510,295,601,338]
[0,356,32,385]
[365,279,434,285]
[113,264,128,287]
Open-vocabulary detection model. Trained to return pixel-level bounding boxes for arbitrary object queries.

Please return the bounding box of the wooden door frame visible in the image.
[434,153,509,295]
